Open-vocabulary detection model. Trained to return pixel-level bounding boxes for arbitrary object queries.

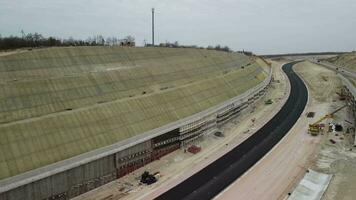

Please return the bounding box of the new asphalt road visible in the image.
[155,62,308,200]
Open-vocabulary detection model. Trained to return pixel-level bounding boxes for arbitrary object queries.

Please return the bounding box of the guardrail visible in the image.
[0,63,273,193]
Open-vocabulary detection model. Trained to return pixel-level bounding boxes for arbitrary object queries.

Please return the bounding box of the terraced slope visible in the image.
[0,47,269,179]
[0,47,252,123]
[327,52,356,72]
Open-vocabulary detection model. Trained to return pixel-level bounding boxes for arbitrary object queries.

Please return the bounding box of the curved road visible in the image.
[155,62,308,200]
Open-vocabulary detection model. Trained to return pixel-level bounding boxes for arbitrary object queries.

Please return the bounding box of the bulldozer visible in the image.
[308,105,347,136]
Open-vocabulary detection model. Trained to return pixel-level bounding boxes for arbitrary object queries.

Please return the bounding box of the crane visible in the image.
[308,105,347,136]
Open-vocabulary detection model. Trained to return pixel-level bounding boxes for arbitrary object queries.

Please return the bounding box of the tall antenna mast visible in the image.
[152,8,155,46]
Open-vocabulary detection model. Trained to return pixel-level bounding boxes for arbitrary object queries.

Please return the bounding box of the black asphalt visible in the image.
[155,62,308,200]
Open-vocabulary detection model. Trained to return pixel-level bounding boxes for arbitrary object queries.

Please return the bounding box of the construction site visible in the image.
[0,1,356,199]
[0,46,271,200]
[0,44,355,200]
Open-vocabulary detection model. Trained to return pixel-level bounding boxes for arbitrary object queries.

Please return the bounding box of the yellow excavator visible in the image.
[308,105,347,136]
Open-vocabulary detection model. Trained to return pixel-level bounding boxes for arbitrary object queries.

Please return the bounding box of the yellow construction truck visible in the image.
[308,105,347,136]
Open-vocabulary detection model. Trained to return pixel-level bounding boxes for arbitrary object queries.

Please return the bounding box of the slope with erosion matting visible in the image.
[0,47,269,180]
[0,47,252,123]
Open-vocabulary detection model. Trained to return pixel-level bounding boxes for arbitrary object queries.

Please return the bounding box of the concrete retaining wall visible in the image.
[0,66,272,200]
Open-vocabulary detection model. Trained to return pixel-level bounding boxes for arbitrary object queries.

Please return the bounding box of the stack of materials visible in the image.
[188,145,201,154]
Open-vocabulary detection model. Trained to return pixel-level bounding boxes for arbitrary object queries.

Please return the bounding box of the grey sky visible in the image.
[0,0,355,54]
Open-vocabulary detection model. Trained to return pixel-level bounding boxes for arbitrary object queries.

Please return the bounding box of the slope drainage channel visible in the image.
[156,62,308,200]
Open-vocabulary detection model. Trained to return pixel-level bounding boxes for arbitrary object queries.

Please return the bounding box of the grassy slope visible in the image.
[0,47,250,123]
[0,47,268,179]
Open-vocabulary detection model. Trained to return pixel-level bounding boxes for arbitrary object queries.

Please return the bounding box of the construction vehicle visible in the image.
[140,171,157,185]
[265,99,273,105]
[308,105,347,136]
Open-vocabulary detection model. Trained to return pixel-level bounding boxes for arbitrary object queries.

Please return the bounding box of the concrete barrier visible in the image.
[288,169,333,200]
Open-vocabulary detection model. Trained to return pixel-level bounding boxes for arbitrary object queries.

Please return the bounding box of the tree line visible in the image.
[153,41,233,53]
[0,31,135,51]
[0,31,251,55]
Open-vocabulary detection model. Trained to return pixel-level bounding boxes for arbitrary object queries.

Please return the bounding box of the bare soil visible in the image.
[216,60,350,200]
[295,61,356,200]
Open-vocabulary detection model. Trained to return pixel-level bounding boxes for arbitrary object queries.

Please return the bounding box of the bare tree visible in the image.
[96,35,105,45]
[0,31,136,50]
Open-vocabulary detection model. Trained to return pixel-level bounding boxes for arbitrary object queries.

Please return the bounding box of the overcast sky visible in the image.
[1,0,355,54]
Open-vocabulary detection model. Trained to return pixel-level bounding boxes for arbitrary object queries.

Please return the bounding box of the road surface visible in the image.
[155,62,308,200]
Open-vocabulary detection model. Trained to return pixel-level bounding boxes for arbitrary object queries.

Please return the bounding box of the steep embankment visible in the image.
[326,52,356,72]
[0,47,269,180]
